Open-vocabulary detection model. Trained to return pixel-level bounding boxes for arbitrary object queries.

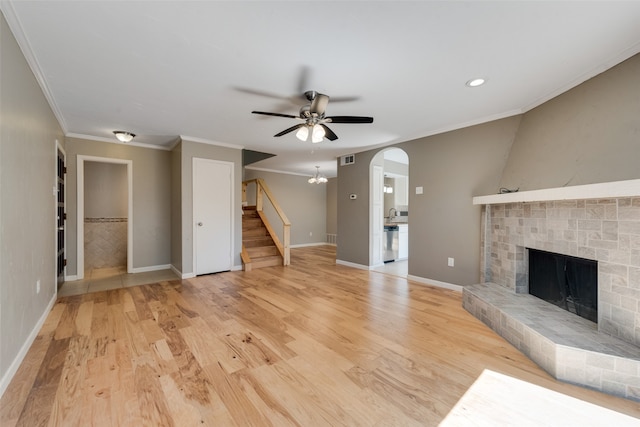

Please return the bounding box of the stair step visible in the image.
[247,246,279,258]
[243,236,274,247]
[251,255,282,269]
[243,227,267,237]
[242,218,263,228]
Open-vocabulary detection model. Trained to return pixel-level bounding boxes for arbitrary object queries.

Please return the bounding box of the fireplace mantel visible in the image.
[472,178,640,205]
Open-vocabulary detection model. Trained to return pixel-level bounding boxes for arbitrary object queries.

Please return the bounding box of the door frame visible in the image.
[76,155,133,279]
[369,148,410,268]
[369,163,384,266]
[192,157,235,275]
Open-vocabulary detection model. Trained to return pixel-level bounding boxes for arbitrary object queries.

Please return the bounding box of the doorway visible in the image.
[193,158,234,275]
[370,148,409,277]
[56,144,66,290]
[76,156,133,280]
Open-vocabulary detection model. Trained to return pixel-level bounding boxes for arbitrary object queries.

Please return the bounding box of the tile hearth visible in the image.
[463,283,640,401]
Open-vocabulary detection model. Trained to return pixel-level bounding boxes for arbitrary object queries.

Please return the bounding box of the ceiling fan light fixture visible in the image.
[311,124,325,143]
[296,126,309,141]
[113,130,135,143]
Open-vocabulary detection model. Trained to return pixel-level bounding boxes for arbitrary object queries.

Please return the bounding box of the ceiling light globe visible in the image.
[113,131,135,143]
[296,126,309,141]
[311,124,325,143]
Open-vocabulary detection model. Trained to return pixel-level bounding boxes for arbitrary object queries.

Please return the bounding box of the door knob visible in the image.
[197,222,203,226]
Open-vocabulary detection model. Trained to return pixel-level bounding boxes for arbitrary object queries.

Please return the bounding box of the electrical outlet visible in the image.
[36,279,41,294]
[448,257,455,267]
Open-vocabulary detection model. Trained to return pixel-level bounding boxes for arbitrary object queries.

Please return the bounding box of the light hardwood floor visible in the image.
[1,246,638,426]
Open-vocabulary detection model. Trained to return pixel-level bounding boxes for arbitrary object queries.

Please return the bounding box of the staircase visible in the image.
[242,206,283,270]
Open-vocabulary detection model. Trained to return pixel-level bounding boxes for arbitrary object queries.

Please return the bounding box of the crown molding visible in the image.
[179,135,244,150]
[1,1,68,133]
[66,133,173,151]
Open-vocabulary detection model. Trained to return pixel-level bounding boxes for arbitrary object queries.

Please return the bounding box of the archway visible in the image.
[369,148,409,275]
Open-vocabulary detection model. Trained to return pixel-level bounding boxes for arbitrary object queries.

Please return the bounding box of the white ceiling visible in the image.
[4,1,640,177]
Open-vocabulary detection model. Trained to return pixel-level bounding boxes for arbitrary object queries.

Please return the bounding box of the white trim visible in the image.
[336,259,371,270]
[0,294,56,399]
[244,166,316,178]
[0,2,68,133]
[170,264,196,279]
[65,274,79,282]
[66,133,173,151]
[180,135,244,150]
[290,242,329,248]
[77,156,133,279]
[130,264,171,274]
[231,264,243,271]
[473,179,640,205]
[407,275,463,292]
[192,158,235,275]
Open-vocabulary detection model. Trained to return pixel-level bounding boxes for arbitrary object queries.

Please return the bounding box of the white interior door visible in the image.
[371,164,384,266]
[193,158,233,275]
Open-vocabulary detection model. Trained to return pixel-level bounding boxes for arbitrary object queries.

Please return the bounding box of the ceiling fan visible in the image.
[251,91,374,143]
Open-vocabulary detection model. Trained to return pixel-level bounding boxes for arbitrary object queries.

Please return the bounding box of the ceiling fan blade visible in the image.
[252,111,298,119]
[310,93,330,115]
[320,124,338,141]
[326,116,374,124]
[274,123,305,137]
[328,96,360,103]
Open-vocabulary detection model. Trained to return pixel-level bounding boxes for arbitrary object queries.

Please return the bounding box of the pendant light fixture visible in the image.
[308,166,328,184]
[113,130,136,143]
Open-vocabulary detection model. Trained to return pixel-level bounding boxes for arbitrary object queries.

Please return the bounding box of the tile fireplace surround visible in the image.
[465,180,640,401]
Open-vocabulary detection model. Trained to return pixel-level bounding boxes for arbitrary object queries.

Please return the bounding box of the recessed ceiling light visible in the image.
[466,78,486,87]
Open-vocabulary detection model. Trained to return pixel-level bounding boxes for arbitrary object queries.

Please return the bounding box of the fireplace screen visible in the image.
[528,248,598,323]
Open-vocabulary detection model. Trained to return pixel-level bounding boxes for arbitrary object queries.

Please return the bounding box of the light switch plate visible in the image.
[416,186,423,195]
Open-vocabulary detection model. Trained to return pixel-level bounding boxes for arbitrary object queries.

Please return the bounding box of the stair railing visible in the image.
[242,178,291,265]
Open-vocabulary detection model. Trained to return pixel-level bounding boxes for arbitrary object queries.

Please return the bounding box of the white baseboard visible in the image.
[336,259,371,270]
[131,264,171,274]
[231,264,243,271]
[171,264,196,279]
[291,242,330,248]
[65,274,79,281]
[0,294,56,399]
[407,275,463,292]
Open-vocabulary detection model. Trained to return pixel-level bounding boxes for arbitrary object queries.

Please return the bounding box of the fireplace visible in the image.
[469,185,640,401]
[528,248,597,323]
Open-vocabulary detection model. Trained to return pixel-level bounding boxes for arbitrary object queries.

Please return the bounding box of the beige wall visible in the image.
[338,117,521,281]
[326,178,337,237]
[0,11,64,391]
[65,137,172,274]
[244,169,327,246]
[84,161,128,218]
[500,54,640,190]
[170,141,182,272]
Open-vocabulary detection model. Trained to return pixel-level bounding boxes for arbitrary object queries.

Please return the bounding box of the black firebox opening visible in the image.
[528,248,598,323]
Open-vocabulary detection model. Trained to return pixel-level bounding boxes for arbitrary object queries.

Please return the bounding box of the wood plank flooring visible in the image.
[1,246,639,426]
